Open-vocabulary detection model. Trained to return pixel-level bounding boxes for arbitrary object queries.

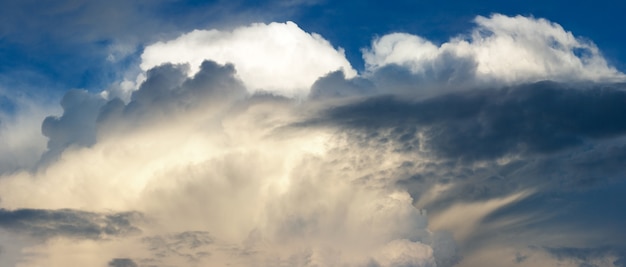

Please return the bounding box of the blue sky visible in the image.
[2,0,626,92]
[1,1,626,267]
[299,0,626,70]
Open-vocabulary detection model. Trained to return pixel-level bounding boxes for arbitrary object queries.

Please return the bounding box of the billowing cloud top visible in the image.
[363,14,625,87]
[1,13,626,267]
[141,21,357,97]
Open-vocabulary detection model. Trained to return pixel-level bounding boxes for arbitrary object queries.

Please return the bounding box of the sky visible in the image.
[1,1,626,267]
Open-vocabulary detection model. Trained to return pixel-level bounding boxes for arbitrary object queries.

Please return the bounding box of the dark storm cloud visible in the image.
[0,208,142,240]
[321,81,626,161]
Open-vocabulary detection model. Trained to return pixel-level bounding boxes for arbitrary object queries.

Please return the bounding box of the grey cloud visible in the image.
[309,70,376,100]
[129,63,190,108]
[431,231,460,267]
[108,258,138,267]
[0,208,142,240]
[397,140,626,214]
[514,252,528,263]
[102,61,246,123]
[40,89,106,164]
[321,81,626,161]
[368,53,478,96]
[309,54,476,101]
[175,61,247,104]
[40,60,247,164]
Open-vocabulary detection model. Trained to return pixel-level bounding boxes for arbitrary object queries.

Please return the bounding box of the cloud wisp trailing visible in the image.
[1,13,626,267]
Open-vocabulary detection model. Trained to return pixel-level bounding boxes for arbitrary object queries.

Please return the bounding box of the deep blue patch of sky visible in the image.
[1,0,626,94]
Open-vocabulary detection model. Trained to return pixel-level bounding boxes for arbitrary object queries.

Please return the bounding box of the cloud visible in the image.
[140,21,356,96]
[363,14,625,89]
[429,191,529,242]
[108,258,138,267]
[141,231,213,262]
[0,208,141,240]
[40,90,106,165]
[305,59,626,266]
[0,60,456,266]
[320,81,626,161]
[3,13,626,267]
[311,79,626,263]
[309,70,376,100]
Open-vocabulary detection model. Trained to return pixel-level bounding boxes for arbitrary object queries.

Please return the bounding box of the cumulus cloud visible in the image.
[140,21,357,97]
[0,59,456,266]
[363,14,625,89]
[3,13,626,267]
[40,90,106,165]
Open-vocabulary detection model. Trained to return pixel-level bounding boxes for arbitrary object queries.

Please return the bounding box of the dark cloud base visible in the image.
[321,81,626,161]
[109,258,138,267]
[0,208,142,240]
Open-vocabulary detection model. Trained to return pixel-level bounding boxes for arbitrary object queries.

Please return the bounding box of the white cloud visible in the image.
[363,14,625,86]
[0,63,452,267]
[0,104,438,266]
[429,191,530,242]
[140,21,356,97]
